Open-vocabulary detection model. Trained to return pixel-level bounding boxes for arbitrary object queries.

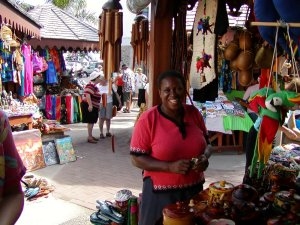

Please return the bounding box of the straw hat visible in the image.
[136,68,142,73]
[89,71,101,81]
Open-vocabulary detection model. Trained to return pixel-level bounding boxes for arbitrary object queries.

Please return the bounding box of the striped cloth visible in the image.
[223,112,253,132]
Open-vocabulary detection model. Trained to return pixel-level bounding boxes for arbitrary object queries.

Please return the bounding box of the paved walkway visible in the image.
[16,107,246,225]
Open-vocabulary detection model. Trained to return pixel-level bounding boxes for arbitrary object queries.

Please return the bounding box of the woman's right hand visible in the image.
[168,159,191,174]
[88,105,93,112]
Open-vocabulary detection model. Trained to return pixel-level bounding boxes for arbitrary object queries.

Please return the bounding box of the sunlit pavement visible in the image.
[16,106,246,225]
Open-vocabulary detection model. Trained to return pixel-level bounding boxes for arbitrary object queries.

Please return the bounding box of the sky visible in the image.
[23,0,136,37]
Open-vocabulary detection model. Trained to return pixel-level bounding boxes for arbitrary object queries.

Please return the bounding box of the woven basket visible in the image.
[0,25,12,42]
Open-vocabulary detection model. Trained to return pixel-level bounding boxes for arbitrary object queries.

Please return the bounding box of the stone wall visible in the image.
[121,45,133,69]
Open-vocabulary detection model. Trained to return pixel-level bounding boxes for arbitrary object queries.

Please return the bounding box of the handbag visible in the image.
[112,105,117,117]
[112,89,121,111]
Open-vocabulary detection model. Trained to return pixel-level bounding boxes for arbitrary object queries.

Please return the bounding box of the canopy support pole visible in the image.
[251,21,300,28]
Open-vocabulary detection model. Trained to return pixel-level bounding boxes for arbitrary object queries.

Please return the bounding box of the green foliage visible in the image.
[51,0,97,25]
[18,0,97,26]
[51,0,71,9]
[68,0,97,24]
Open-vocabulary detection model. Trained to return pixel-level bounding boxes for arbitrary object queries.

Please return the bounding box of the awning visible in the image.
[28,38,99,51]
[0,0,41,39]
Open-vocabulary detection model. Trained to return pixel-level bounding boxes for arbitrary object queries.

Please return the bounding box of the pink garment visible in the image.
[45,95,53,119]
[21,44,33,95]
[130,104,207,191]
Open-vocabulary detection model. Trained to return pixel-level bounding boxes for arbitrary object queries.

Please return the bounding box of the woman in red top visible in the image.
[114,72,124,108]
[130,70,213,225]
[0,110,26,225]
[80,71,102,143]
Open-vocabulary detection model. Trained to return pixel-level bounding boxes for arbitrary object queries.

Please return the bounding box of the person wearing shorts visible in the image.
[97,77,118,139]
[121,64,135,113]
[80,71,102,143]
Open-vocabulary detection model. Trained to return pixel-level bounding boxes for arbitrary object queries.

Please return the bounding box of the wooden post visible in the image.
[148,0,174,106]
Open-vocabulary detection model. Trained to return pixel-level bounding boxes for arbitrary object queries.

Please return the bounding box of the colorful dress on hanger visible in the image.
[21,43,33,95]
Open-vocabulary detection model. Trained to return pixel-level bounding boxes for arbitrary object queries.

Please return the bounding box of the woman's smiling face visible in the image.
[159,76,185,113]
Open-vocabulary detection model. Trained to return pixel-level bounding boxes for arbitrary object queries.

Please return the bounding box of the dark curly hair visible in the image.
[157,70,186,90]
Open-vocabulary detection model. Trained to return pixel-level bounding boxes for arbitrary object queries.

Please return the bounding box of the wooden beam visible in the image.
[251,21,300,28]
[148,0,174,106]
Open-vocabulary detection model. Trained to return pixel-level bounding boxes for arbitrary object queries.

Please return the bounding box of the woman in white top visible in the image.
[97,77,121,139]
[134,68,148,107]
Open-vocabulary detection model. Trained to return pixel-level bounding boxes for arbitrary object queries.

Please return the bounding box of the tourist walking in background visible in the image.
[121,64,135,113]
[114,72,124,109]
[80,71,102,143]
[97,75,119,139]
[134,67,148,107]
[130,70,212,225]
[0,110,26,225]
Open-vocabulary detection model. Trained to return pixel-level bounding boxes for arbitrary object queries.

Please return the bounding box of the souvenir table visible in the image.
[161,144,300,225]
[3,104,39,130]
[190,91,253,153]
[1,94,40,129]
[8,113,33,129]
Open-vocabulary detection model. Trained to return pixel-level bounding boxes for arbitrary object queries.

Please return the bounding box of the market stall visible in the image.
[120,1,300,224]
[189,90,253,153]
[0,3,100,125]
[0,2,79,173]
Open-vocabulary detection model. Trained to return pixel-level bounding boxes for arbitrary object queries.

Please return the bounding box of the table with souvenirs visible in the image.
[190,91,254,153]
[150,91,299,224]
[0,92,73,172]
[160,142,300,225]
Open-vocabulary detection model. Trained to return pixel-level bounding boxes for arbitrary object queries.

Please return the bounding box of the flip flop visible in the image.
[25,187,40,199]
[92,136,99,141]
[96,200,124,224]
[88,139,98,144]
[90,211,111,225]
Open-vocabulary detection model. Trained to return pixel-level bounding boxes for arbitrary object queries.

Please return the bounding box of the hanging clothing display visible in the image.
[45,61,58,85]
[45,94,82,124]
[1,38,88,124]
[0,41,13,82]
[21,43,34,95]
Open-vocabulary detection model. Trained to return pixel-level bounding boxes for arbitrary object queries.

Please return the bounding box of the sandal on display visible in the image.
[106,132,112,137]
[100,134,105,139]
[88,138,98,144]
[96,200,124,224]
[25,187,40,199]
[90,211,111,225]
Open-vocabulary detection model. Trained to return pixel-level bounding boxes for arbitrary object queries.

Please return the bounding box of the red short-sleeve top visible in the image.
[130,104,208,191]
